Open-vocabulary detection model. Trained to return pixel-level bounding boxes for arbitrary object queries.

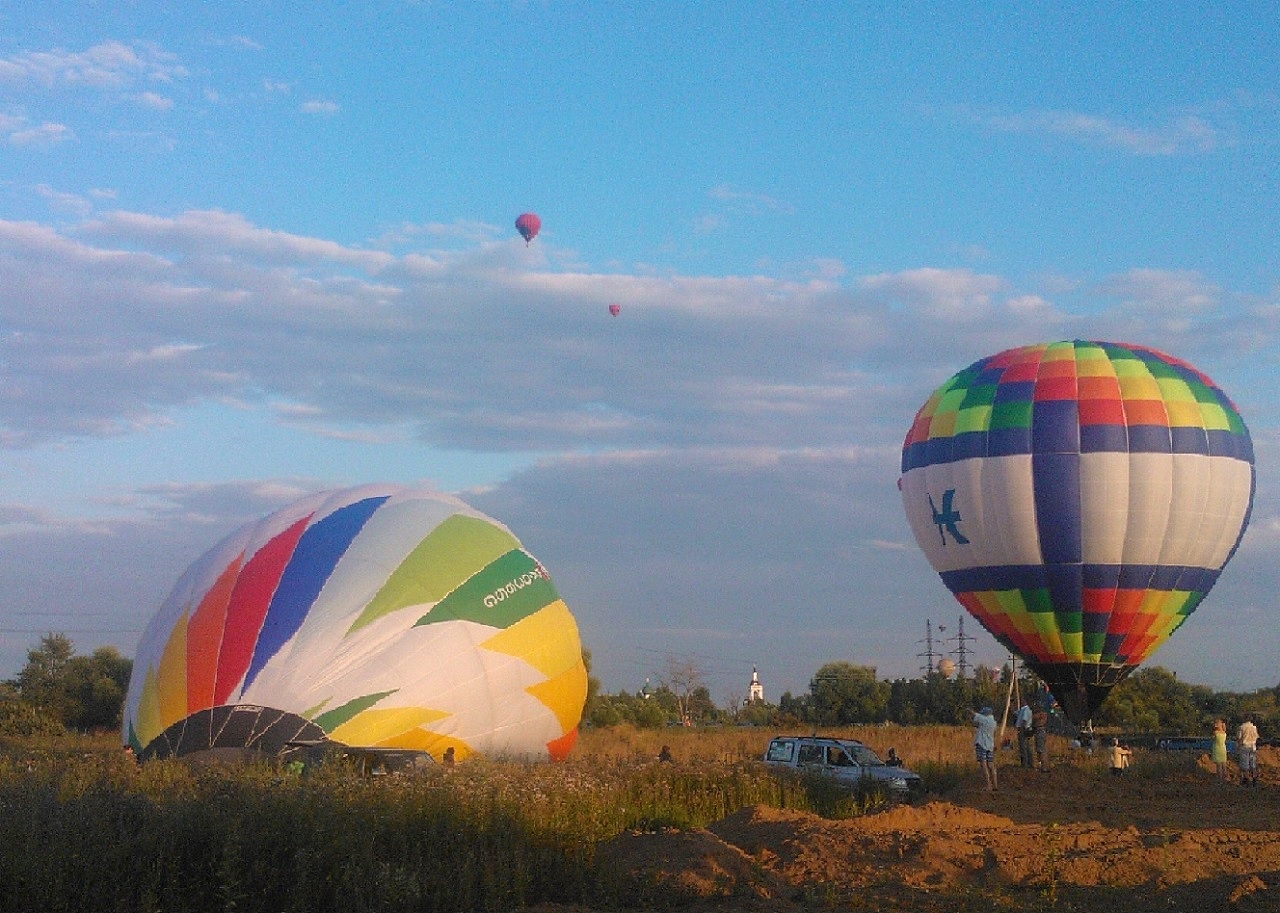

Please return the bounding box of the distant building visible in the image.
[746,666,764,704]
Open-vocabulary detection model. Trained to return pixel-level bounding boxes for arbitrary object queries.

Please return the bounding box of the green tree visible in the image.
[809,662,889,725]
[735,699,777,726]
[686,685,719,723]
[971,664,1003,715]
[586,689,675,728]
[659,656,705,725]
[581,649,601,718]
[1095,666,1202,733]
[887,673,975,725]
[15,635,132,730]
[0,682,64,737]
[62,647,132,729]
[17,633,76,720]
[776,690,810,725]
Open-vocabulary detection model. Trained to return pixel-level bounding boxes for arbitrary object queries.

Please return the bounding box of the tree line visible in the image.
[3,635,1276,740]
[584,657,1280,737]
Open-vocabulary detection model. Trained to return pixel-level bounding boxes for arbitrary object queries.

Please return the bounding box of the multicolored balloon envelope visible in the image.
[900,341,1255,723]
[124,485,587,762]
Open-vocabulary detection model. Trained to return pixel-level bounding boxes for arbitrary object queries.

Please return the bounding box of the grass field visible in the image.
[0,724,1083,912]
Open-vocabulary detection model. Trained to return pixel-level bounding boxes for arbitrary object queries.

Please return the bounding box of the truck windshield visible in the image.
[844,744,882,766]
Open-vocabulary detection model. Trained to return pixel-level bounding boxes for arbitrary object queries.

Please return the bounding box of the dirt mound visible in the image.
[586,762,1280,912]
[594,825,791,908]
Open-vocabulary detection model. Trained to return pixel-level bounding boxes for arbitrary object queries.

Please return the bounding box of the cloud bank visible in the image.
[0,209,1275,697]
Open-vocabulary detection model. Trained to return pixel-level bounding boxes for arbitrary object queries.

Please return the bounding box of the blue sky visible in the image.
[0,2,1277,703]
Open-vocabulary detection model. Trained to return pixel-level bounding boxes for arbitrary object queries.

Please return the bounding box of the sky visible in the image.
[0,2,1277,705]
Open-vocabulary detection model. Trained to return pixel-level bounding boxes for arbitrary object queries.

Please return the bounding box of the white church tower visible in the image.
[746,666,764,704]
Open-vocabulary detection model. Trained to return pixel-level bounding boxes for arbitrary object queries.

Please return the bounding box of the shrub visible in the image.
[0,696,65,738]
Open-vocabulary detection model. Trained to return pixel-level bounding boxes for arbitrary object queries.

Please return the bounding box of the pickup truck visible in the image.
[762,735,922,793]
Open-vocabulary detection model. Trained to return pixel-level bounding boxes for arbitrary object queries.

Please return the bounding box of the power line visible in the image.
[0,628,141,635]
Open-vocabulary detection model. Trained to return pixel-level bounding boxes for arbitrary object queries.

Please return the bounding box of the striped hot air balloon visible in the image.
[900,341,1254,724]
[124,485,587,762]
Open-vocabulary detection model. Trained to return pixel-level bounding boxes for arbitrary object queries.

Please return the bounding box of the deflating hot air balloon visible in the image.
[900,341,1254,724]
[123,485,587,762]
[515,212,541,244]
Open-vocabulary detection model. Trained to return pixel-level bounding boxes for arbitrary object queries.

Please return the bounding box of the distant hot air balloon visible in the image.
[938,658,956,678]
[900,341,1254,724]
[515,212,541,245]
[608,303,620,317]
[124,485,587,763]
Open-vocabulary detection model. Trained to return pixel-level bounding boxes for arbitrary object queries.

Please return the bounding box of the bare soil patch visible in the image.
[565,748,1280,911]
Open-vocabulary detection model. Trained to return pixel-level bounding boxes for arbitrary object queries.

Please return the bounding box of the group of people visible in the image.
[1212,714,1260,785]
[974,702,1265,788]
[971,700,1051,791]
[1013,700,1050,771]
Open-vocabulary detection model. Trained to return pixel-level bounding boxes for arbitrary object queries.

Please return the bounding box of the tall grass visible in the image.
[574,721,981,764]
[0,725,984,912]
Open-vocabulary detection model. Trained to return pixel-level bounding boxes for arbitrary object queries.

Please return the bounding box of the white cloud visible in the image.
[1094,268,1219,314]
[35,184,93,216]
[135,91,174,110]
[806,258,846,281]
[371,220,504,250]
[82,209,394,270]
[300,99,339,115]
[226,36,265,52]
[859,267,1011,330]
[0,41,185,143]
[0,41,186,91]
[697,185,795,236]
[0,209,1271,460]
[974,107,1226,155]
[707,185,795,215]
[693,213,725,234]
[8,120,72,147]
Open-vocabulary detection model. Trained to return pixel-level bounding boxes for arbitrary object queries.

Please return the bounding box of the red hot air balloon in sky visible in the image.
[608,303,620,316]
[515,212,541,245]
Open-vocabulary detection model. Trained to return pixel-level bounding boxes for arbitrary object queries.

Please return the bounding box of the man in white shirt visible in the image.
[973,706,998,791]
[1238,714,1260,787]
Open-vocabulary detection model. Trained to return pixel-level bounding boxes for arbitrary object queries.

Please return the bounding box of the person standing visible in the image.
[1238,714,1260,787]
[1211,719,1229,781]
[973,706,998,791]
[1109,738,1131,776]
[1032,703,1050,771]
[1015,701,1034,768]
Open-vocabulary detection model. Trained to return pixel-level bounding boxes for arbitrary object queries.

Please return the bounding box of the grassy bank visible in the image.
[0,724,1095,912]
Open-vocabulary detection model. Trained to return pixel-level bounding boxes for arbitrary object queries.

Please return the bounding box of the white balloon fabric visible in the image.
[900,341,1254,722]
[124,485,587,762]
